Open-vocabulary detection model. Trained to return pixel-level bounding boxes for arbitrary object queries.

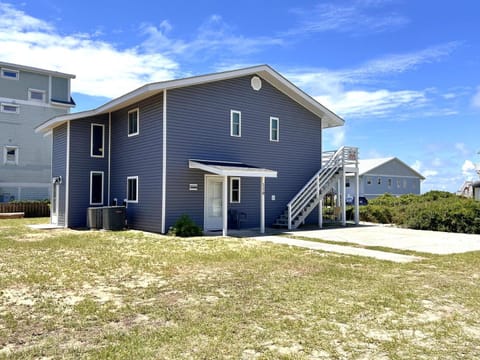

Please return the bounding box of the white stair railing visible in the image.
[285,146,358,229]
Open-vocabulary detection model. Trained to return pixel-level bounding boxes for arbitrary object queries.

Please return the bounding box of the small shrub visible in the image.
[168,214,203,237]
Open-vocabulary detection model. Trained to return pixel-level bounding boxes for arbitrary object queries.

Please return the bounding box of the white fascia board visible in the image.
[0,61,75,79]
[36,64,344,134]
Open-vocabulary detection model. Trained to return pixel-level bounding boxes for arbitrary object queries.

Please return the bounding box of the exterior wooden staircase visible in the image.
[273,146,358,229]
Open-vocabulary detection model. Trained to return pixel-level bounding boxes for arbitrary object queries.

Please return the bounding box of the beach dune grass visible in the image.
[1,218,480,359]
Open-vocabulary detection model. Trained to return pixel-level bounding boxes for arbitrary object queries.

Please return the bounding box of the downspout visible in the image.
[65,120,70,228]
[161,90,167,233]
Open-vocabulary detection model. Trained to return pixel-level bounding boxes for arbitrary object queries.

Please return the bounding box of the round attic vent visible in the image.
[251,76,262,91]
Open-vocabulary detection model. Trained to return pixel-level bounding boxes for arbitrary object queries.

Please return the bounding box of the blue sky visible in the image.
[1,0,479,192]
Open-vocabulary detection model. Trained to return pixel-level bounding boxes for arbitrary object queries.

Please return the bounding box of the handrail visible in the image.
[287,146,358,229]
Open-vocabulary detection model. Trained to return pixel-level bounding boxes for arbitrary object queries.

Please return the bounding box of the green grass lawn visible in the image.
[1,218,480,359]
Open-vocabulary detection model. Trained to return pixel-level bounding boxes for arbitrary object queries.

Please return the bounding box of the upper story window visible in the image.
[1,68,19,80]
[28,89,46,102]
[1,103,19,114]
[4,146,18,165]
[230,177,241,203]
[270,117,279,142]
[230,110,241,137]
[127,176,138,203]
[91,124,105,158]
[128,108,139,136]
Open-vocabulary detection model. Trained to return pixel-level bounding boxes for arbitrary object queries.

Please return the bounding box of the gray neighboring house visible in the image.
[36,65,350,235]
[346,157,425,200]
[0,61,75,202]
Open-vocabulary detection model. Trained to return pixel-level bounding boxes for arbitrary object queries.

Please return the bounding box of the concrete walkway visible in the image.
[288,223,480,255]
[254,235,422,263]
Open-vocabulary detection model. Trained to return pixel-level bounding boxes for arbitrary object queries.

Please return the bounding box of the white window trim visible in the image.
[230,177,241,203]
[230,110,241,137]
[4,146,19,165]
[270,116,279,142]
[127,176,139,203]
[1,68,19,80]
[128,108,139,137]
[90,123,105,158]
[90,171,104,205]
[1,103,19,114]
[28,88,46,102]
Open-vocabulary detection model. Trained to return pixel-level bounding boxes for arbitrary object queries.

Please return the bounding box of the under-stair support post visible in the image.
[355,169,360,225]
[287,204,292,230]
[342,168,346,226]
[317,176,322,228]
[260,176,265,234]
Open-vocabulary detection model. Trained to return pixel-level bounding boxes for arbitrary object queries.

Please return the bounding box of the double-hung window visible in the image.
[230,110,241,137]
[270,117,279,142]
[127,176,138,203]
[90,171,104,205]
[91,124,105,157]
[230,177,241,203]
[128,108,139,136]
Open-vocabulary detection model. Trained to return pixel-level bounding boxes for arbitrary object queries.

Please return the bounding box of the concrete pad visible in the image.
[287,223,480,255]
[27,224,64,230]
[254,235,422,263]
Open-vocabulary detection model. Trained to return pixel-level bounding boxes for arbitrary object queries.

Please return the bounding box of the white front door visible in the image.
[51,182,59,225]
[204,175,224,231]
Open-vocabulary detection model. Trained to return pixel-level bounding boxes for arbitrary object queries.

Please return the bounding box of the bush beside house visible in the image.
[360,191,480,234]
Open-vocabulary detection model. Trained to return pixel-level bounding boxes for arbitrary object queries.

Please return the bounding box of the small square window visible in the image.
[1,68,19,80]
[230,177,241,203]
[230,110,241,137]
[270,117,279,142]
[127,176,138,202]
[28,89,46,102]
[4,146,18,165]
[128,108,139,136]
[1,103,19,114]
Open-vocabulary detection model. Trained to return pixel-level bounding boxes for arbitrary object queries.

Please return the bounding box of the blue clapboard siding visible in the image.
[52,123,67,226]
[166,75,322,229]
[67,115,109,227]
[110,93,164,232]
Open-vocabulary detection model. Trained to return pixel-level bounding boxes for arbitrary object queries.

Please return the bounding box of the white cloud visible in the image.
[140,15,283,59]
[462,160,476,178]
[287,1,409,35]
[471,86,480,108]
[455,142,470,156]
[325,127,345,148]
[0,3,179,98]
[411,160,438,178]
[315,89,426,118]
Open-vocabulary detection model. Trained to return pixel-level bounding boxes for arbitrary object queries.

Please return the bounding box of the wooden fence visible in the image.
[0,202,50,217]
